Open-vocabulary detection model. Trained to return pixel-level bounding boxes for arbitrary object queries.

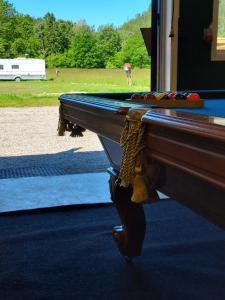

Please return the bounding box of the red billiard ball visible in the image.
[131,93,144,100]
[187,93,201,100]
[144,93,156,100]
[168,92,177,99]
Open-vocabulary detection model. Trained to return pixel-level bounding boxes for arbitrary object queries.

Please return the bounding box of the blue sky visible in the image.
[9,0,151,28]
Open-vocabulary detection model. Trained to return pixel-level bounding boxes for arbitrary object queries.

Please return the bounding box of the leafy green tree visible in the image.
[106,51,124,68]
[34,13,59,57]
[11,38,26,56]
[119,7,151,45]
[96,25,121,67]
[34,20,47,57]
[24,36,41,57]
[0,0,17,57]
[108,33,150,68]
[0,0,151,68]
[55,20,73,52]
[0,38,8,57]
[12,14,39,57]
[120,8,151,34]
[0,1,40,58]
[34,14,73,58]
[14,14,35,40]
[122,33,150,68]
[68,22,103,68]
[46,52,70,67]
[107,6,151,69]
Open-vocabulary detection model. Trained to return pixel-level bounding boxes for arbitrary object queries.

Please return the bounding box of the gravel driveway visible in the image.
[0,107,109,178]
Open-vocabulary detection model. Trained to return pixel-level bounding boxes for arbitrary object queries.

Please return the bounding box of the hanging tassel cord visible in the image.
[119,119,146,188]
[118,115,159,204]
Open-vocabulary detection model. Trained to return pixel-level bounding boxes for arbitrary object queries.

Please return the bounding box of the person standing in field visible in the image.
[123,62,132,86]
[55,68,60,77]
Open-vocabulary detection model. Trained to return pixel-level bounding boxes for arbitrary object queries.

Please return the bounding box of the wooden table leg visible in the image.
[109,169,146,259]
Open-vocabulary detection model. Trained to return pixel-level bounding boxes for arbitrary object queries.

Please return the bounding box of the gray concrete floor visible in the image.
[0,172,111,212]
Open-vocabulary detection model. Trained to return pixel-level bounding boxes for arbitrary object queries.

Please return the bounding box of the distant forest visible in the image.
[0,0,151,68]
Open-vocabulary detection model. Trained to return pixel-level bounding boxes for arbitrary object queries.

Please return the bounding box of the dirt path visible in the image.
[0,107,109,178]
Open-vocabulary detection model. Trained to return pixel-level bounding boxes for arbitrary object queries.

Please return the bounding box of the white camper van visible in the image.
[0,58,46,81]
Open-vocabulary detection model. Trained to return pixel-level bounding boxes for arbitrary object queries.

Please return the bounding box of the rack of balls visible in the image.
[130,92,204,108]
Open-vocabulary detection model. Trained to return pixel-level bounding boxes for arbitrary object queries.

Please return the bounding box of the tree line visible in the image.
[0,0,151,68]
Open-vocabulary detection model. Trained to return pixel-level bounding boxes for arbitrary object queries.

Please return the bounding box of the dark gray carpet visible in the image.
[0,200,225,300]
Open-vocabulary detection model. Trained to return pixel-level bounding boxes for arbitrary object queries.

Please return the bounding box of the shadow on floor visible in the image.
[0,148,109,179]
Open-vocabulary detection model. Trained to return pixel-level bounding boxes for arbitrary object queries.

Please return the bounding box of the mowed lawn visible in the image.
[0,68,150,107]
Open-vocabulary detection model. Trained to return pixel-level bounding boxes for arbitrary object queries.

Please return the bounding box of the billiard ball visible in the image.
[155,92,167,100]
[182,92,189,98]
[175,93,186,100]
[162,93,169,99]
[168,92,177,99]
[186,93,201,100]
[144,93,156,100]
[131,93,144,100]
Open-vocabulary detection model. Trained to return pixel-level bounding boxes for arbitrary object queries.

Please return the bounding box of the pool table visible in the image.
[58,92,225,259]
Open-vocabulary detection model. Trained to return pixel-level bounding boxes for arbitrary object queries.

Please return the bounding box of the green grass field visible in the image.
[0,68,150,107]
